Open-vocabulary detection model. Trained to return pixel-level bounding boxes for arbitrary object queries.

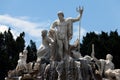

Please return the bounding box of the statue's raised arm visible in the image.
[91,44,98,61]
[70,6,84,22]
[91,44,102,66]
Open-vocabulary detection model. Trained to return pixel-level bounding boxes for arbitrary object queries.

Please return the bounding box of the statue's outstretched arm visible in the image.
[71,6,83,22]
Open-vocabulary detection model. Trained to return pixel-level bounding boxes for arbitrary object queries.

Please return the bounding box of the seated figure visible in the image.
[91,46,120,80]
[16,51,27,71]
[69,39,82,59]
[37,30,52,60]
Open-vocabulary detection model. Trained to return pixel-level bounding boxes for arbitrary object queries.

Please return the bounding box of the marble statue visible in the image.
[35,58,47,80]
[37,30,52,60]
[48,30,59,61]
[6,7,120,80]
[69,39,82,59]
[5,49,28,80]
[103,54,120,80]
[16,50,28,71]
[50,7,83,60]
[91,44,120,80]
[23,49,28,62]
[44,60,58,80]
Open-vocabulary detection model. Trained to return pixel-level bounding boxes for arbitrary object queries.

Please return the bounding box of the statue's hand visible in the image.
[80,7,83,15]
[76,6,84,15]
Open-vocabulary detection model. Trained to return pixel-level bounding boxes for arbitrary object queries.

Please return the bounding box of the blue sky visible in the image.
[0,0,120,49]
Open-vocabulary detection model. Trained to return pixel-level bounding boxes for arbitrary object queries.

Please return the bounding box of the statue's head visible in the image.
[23,49,28,54]
[19,52,24,58]
[57,11,64,21]
[106,54,113,60]
[41,30,47,37]
[57,11,64,17]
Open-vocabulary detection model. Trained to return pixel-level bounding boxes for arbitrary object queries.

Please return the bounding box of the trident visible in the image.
[76,6,84,52]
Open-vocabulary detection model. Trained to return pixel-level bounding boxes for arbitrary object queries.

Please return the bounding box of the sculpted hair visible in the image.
[57,11,64,17]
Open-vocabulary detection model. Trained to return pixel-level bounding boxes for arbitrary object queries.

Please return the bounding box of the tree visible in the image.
[16,32,25,52]
[15,32,25,64]
[108,30,120,68]
[81,32,98,56]
[4,28,16,69]
[27,40,37,62]
[0,32,9,79]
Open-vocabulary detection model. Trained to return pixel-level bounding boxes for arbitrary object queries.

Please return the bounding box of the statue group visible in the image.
[5,7,120,80]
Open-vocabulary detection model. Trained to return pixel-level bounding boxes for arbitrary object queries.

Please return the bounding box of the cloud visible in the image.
[0,14,51,48]
[0,24,8,33]
[0,14,50,38]
[0,24,20,39]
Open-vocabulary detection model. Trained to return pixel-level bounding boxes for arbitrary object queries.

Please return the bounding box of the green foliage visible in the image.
[81,32,99,56]
[4,29,18,69]
[26,40,37,63]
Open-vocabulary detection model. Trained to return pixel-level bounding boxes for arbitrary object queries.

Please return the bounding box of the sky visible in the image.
[0,0,120,49]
